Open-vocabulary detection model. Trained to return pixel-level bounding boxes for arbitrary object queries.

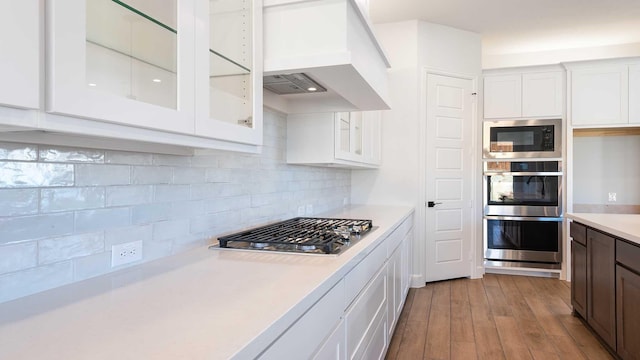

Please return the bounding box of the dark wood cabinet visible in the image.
[570,222,588,318]
[571,220,640,359]
[571,240,587,317]
[616,265,640,360]
[586,228,616,350]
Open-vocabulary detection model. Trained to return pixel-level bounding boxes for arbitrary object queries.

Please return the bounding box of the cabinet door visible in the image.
[571,65,628,126]
[571,240,587,318]
[194,0,263,145]
[386,246,401,337]
[47,0,195,134]
[313,321,346,360]
[587,229,616,350]
[629,64,640,125]
[522,71,563,117]
[0,1,39,109]
[483,74,522,119]
[616,265,640,359]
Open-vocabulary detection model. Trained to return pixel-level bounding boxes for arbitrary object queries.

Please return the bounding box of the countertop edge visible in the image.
[566,213,640,246]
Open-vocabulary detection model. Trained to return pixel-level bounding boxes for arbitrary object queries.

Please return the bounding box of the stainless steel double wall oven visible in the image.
[483,119,563,269]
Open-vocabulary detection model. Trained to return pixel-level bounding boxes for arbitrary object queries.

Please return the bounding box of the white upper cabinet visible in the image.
[522,72,563,117]
[629,64,640,124]
[194,0,262,145]
[287,111,381,168]
[569,64,628,127]
[0,1,40,109]
[483,69,563,119]
[47,0,196,134]
[483,74,522,119]
[263,0,390,114]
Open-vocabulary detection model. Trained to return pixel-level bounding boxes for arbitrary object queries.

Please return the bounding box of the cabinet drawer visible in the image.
[259,280,345,360]
[345,267,387,360]
[617,240,640,274]
[345,242,386,307]
[570,221,587,246]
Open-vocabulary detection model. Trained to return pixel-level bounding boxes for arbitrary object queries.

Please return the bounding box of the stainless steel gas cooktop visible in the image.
[210,217,374,255]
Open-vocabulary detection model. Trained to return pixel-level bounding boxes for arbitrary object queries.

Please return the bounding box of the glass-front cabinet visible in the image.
[46,0,262,147]
[335,111,380,165]
[195,0,262,145]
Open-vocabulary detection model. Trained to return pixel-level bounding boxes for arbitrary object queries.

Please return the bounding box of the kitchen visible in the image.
[1,0,640,359]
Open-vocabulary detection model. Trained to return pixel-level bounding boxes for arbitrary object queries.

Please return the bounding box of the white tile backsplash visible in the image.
[0,109,350,303]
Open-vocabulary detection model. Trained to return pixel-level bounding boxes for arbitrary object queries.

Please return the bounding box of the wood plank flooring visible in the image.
[386,274,613,360]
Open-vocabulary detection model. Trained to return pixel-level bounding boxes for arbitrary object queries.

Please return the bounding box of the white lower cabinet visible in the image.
[259,215,414,360]
[313,320,346,360]
[258,280,346,360]
[345,266,387,360]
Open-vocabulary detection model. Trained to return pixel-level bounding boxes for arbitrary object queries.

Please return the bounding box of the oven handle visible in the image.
[483,171,563,176]
[484,215,563,222]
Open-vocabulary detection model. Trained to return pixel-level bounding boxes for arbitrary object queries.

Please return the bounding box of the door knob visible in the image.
[428,201,442,208]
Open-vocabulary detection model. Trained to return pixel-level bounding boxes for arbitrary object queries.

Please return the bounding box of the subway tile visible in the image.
[105,225,152,247]
[171,234,207,254]
[39,147,104,163]
[169,200,205,219]
[152,154,191,166]
[154,184,191,203]
[152,219,190,242]
[0,189,38,216]
[0,162,74,188]
[74,208,130,233]
[173,167,206,184]
[0,242,37,274]
[0,213,74,244]
[106,185,152,207]
[141,238,173,262]
[205,195,251,214]
[40,187,105,213]
[38,232,104,265]
[0,261,73,303]
[131,203,172,224]
[105,150,152,165]
[0,142,37,161]
[75,164,130,186]
[73,252,111,282]
[131,166,173,184]
[190,154,219,168]
[251,193,282,207]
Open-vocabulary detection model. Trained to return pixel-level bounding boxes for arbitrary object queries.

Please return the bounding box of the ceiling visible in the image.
[369,0,640,56]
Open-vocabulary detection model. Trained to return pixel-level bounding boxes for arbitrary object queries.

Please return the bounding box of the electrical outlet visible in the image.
[343,197,348,206]
[306,204,313,215]
[111,240,143,267]
[297,205,305,216]
[608,192,617,202]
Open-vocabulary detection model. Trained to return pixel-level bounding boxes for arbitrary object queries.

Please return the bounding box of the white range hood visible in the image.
[263,0,391,114]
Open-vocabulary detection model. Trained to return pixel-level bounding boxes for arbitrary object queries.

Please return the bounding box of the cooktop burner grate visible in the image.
[216,217,373,254]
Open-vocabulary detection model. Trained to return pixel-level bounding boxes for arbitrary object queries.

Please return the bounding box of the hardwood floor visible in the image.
[386,274,614,360]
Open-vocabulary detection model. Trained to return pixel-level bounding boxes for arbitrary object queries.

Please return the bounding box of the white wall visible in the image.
[573,135,640,205]
[352,20,481,285]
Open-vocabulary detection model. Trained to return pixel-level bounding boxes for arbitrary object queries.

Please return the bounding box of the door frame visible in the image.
[416,68,482,285]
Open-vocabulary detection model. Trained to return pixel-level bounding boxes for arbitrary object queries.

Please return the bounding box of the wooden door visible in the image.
[587,229,616,350]
[425,73,474,282]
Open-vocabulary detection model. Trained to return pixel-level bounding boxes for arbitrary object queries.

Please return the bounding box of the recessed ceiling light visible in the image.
[88,83,97,87]
[152,78,162,83]
[307,87,317,92]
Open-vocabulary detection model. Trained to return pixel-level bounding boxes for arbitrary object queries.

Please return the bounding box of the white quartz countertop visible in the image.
[567,213,640,245]
[0,205,413,360]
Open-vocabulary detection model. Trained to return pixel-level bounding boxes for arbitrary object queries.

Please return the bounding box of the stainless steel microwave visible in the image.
[483,119,562,159]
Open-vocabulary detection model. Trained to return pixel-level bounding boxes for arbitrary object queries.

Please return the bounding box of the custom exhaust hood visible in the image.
[263,0,391,114]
